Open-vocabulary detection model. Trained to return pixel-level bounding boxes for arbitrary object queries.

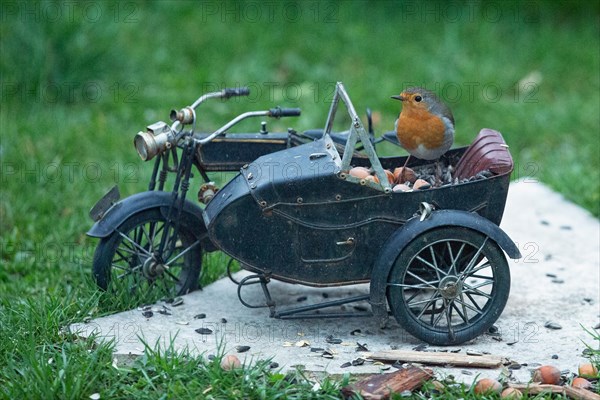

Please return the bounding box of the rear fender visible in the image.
[369,209,521,325]
[87,191,213,249]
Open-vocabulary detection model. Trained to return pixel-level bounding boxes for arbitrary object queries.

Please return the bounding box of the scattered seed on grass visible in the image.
[507,341,518,345]
[450,348,462,353]
[544,321,562,330]
[350,329,362,336]
[207,354,215,361]
[269,362,279,369]
[508,363,522,370]
[157,309,171,315]
[594,323,600,329]
[142,311,153,318]
[492,336,503,342]
[310,347,324,352]
[220,318,227,323]
[353,305,368,312]
[322,353,334,359]
[295,340,310,347]
[164,298,174,304]
[467,350,483,356]
[488,325,499,334]
[195,328,213,335]
[461,370,473,375]
[552,279,564,284]
[194,313,206,319]
[413,344,428,351]
[340,362,351,368]
[175,321,188,325]
[546,273,557,278]
[235,345,250,353]
[296,296,307,302]
[552,354,559,359]
[559,225,572,230]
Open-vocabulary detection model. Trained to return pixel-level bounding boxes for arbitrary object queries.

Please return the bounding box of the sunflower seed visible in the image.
[142,311,153,318]
[326,335,342,344]
[297,296,307,302]
[350,329,363,336]
[340,362,351,368]
[413,344,428,351]
[195,328,213,335]
[175,321,188,325]
[352,358,365,366]
[544,321,562,330]
[220,318,227,323]
[235,345,250,353]
[171,297,184,307]
[310,347,324,352]
[157,309,171,315]
[269,362,279,369]
[322,353,334,359]
[356,342,369,352]
[194,313,206,319]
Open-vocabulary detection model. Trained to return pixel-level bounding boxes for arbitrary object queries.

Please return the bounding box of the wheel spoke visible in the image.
[445,300,456,340]
[405,270,440,289]
[457,237,488,280]
[455,296,484,315]
[117,230,153,257]
[451,299,469,324]
[388,282,438,290]
[165,240,201,267]
[415,290,443,319]
[415,252,445,280]
[448,242,466,275]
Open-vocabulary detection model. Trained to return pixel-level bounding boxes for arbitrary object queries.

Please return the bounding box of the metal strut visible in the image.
[235,271,373,319]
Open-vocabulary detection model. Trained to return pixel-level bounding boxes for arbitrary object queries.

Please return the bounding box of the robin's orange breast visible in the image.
[396,109,447,151]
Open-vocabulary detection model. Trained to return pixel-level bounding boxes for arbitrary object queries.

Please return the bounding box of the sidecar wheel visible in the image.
[387,227,510,345]
[92,208,202,302]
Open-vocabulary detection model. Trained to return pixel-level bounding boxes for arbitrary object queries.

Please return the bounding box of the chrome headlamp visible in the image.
[134,121,176,161]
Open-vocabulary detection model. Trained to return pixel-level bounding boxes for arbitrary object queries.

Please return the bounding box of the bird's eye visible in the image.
[414,95,422,102]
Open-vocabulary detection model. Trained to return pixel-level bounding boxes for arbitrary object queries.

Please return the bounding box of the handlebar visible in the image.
[268,107,302,118]
[222,87,250,98]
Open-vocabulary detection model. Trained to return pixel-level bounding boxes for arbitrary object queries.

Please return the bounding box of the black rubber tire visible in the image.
[387,227,510,345]
[92,208,201,301]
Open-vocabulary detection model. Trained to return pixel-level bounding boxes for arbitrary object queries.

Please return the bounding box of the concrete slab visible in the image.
[71,181,600,384]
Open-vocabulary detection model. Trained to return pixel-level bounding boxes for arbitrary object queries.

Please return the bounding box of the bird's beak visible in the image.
[391,95,404,101]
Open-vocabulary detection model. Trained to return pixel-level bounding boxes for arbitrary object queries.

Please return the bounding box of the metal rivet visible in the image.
[297,197,303,204]
[259,200,267,207]
[250,184,256,189]
[326,143,331,149]
[335,194,342,201]
[242,164,249,169]
[247,172,253,180]
[359,179,366,185]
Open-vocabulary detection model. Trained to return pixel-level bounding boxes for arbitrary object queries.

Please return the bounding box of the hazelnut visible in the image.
[473,378,502,395]
[220,354,241,370]
[532,365,561,385]
[349,166,370,179]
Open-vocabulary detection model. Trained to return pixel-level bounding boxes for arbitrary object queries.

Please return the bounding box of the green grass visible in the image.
[1,1,599,398]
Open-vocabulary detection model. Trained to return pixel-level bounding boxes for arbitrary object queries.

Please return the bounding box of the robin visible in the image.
[391,87,454,183]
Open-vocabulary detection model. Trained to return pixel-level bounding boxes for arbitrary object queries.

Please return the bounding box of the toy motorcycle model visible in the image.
[88,83,521,345]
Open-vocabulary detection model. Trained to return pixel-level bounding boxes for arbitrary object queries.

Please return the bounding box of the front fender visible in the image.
[87,191,209,242]
[369,209,521,324]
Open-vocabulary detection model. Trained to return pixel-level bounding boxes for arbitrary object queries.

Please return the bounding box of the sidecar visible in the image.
[203,82,521,345]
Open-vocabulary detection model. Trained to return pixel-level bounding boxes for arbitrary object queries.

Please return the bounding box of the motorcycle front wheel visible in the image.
[92,208,202,303]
